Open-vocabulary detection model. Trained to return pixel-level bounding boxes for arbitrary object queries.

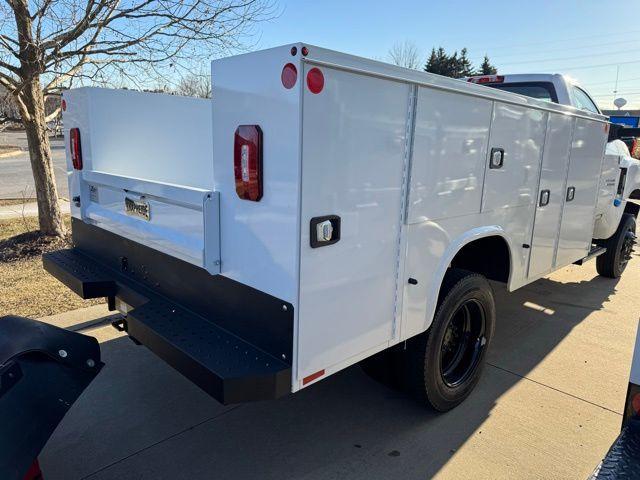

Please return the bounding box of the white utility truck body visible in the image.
[46,43,639,408]
[466,72,640,243]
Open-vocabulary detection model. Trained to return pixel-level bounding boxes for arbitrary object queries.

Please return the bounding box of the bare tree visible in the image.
[0,85,20,130]
[175,73,211,98]
[0,0,272,236]
[388,40,421,70]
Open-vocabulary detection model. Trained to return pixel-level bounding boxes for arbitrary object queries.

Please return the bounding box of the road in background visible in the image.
[38,256,640,480]
[0,130,68,200]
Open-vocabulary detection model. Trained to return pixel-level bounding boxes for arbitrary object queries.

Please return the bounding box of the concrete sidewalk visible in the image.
[37,257,640,479]
[0,199,70,219]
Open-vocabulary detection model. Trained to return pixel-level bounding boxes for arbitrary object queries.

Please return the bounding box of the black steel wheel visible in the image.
[440,299,487,388]
[597,213,636,279]
[405,268,495,412]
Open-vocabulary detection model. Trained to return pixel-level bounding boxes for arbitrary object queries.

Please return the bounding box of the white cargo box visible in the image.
[54,43,626,406]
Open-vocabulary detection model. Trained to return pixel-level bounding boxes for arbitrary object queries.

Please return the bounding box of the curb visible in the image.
[0,147,22,158]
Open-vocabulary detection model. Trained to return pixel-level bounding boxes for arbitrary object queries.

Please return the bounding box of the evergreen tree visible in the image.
[425,47,454,76]
[425,48,439,74]
[424,47,497,78]
[478,55,498,75]
[457,48,475,78]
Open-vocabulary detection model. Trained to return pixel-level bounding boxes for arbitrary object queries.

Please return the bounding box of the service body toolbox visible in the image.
[44,43,640,410]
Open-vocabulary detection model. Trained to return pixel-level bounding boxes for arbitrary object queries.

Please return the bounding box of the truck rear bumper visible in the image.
[43,218,293,405]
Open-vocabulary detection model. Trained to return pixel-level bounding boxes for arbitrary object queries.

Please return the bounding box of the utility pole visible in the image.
[613,65,620,108]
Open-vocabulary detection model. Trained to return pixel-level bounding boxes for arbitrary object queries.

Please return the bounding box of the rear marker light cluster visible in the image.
[234,125,263,201]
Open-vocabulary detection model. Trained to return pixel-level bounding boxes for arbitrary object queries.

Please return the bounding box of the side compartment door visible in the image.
[482,103,547,279]
[297,66,410,383]
[527,114,573,278]
[555,118,607,267]
[482,104,547,213]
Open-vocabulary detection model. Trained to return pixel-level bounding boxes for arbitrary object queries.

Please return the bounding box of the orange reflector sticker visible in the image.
[303,369,325,385]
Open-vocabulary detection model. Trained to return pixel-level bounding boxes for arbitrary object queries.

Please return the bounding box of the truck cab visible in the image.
[465,73,601,114]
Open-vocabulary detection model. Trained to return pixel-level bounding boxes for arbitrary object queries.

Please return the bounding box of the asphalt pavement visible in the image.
[35,255,640,479]
[0,130,68,200]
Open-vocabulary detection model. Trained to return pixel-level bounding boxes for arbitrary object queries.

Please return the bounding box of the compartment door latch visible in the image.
[310,215,341,248]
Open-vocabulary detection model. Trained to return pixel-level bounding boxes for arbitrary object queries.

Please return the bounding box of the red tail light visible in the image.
[234,125,263,201]
[70,128,82,170]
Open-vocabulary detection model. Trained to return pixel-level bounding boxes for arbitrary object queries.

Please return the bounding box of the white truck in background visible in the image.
[34,45,640,416]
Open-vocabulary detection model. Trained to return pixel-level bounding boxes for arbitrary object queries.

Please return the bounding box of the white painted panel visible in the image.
[528,114,573,278]
[211,45,302,303]
[482,103,546,212]
[401,209,529,341]
[408,88,492,223]
[62,88,92,220]
[592,153,622,240]
[556,118,607,267]
[298,66,409,380]
[78,88,213,189]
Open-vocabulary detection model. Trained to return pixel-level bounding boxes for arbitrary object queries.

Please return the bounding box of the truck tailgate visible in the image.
[62,88,220,273]
[81,171,219,273]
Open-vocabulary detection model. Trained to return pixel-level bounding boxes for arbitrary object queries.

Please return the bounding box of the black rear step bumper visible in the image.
[42,218,293,405]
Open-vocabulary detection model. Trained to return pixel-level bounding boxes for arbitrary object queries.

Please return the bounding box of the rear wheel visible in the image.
[596,213,636,278]
[405,268,495,412]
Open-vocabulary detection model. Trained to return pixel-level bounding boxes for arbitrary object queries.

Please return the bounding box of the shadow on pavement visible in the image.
[39,270,621,480]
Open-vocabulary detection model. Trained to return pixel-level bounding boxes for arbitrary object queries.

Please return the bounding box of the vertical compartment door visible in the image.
[555,118,607,267]
[482,104,547,213]
[482,103,547,278]
[527,114,573,278]
[297,66,410,382]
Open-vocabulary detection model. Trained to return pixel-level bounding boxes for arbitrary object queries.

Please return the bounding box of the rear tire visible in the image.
[405,268,495,412]
[596,213,636,278]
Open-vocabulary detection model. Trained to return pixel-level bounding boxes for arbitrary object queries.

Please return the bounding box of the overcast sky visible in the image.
[256,0,640,109]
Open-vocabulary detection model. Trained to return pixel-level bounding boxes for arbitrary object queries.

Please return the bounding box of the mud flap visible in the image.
[0,316,103,480]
